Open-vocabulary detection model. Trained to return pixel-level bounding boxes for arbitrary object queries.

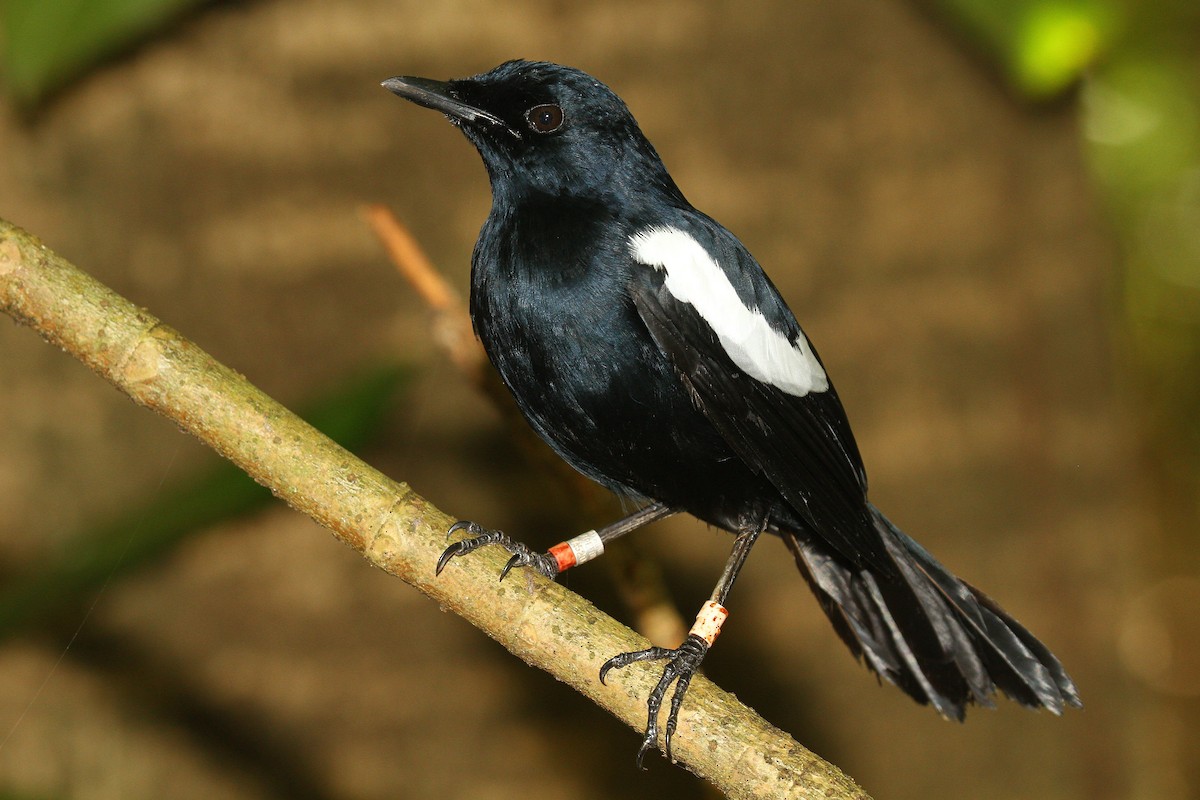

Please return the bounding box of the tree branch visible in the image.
[0,218,870,800]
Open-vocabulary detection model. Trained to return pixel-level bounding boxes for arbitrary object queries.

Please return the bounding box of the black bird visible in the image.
[383,60,1080,765]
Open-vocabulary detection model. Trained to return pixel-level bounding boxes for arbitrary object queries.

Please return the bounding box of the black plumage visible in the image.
[383,60,1080,764]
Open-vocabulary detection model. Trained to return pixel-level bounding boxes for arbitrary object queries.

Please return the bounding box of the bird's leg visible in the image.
[437,503,677,581]
[599,519,765,767]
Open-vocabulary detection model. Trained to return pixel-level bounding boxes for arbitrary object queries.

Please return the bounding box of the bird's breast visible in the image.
[469,207,686,482]
[466,199,789,526]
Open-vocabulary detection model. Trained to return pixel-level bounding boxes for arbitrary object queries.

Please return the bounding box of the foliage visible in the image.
[936,0,1120,99]
[0,362,409,640]
[0,0,207,106]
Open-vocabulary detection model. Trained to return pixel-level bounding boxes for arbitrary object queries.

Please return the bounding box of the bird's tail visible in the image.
[782,506,1081,719]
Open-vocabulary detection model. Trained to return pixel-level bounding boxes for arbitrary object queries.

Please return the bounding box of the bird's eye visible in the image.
[526,104,565,134]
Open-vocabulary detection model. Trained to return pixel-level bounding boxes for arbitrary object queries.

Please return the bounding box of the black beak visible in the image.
[382,76,520,139]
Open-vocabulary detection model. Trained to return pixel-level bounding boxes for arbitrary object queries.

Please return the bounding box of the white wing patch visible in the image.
[629,226,829,397]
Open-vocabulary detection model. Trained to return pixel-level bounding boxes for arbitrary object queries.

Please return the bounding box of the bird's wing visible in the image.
[626,223,890,572]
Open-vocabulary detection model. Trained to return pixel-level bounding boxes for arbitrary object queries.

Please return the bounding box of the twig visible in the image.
[361,204,484,383]
[0,218,870,800]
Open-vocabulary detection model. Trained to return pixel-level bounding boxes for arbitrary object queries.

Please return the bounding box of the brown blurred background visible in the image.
[1,1,1197,798]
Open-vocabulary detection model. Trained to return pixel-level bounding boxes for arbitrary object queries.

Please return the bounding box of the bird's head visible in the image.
[383,60,681,202]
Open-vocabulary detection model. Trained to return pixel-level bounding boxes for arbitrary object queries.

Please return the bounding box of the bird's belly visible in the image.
[478,306,788,531]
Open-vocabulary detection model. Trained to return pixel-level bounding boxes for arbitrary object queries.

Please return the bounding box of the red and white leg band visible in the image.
[548,529,605,572]
[689,601,729,646]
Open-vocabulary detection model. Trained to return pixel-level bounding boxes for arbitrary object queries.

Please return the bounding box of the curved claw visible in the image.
[436,541,467,575]
[599,651,632,685]
[499,553,523,582]
[635,737,655,771]
[447,519,480,539]
[435,521,504,576]
[497,547,559,582]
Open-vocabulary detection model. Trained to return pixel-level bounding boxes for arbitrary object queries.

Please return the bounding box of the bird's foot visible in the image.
[437,520,560,580]
[599,634,709,768]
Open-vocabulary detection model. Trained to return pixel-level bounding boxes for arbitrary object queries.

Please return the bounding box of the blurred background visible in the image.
[1,0,1197,798]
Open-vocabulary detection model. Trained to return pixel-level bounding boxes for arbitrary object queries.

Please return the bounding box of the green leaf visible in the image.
[0,361,410,640]
[935,0,1122,100]
[1,0,208,106]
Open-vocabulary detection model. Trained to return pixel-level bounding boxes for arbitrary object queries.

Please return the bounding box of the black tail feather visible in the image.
[782,506,1081,718]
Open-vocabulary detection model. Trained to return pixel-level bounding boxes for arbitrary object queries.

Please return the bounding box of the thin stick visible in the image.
[0,219,870,800]
[361,204,485,383]
[362,204,456,310]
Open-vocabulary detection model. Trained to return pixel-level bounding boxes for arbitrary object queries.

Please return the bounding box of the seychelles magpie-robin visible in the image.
[383,60,1080,766]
